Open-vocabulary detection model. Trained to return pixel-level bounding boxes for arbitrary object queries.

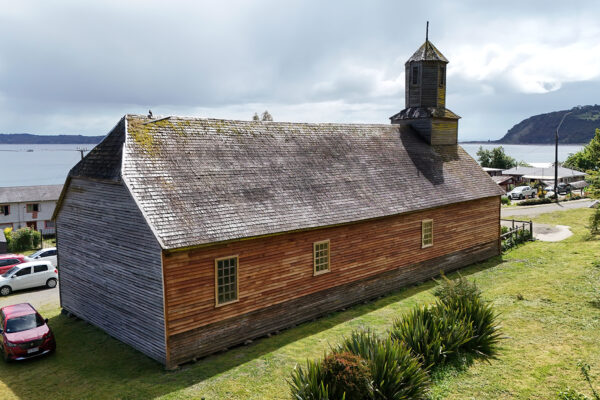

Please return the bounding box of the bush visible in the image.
[390,305,473,368]
[392,277,502,368]
[433,273,481,304]
[289,352,372,400]
[335,329,429,400]
[289,358,332,400]
[558,388,590,400]
[500,196,511,205]
[320,352,372,400]
[590,207,600,235]
[518,197,552,206]
[3,227,12,250]
[502,228,532,251]
[439,293,502,359]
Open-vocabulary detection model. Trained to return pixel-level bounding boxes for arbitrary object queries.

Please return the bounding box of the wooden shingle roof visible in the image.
[406,40,449,63]
[63,115,503,250]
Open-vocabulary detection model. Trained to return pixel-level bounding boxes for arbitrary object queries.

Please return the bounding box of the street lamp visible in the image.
[554,111,572,203]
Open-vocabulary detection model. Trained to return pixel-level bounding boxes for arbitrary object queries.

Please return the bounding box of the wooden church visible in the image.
[53,36,503,368]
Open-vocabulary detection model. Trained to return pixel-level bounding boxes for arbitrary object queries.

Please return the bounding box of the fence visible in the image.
[500,218,534,250]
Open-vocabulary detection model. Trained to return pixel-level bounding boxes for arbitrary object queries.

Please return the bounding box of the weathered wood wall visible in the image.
[56,178,167,364]
[406,63,421,108]
[163,196,500,366]
[431,119,458,145]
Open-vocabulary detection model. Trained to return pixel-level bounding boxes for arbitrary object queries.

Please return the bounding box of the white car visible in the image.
[508,186,536,200]
[28,247,58,267]
[0,261,58,296]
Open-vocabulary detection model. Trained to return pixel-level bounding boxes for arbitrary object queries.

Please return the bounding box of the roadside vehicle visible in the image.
[0,303,56,361]
[557,183,572,195]
[508,186,536,200]
[0,255,30,275]
[28,247,58,267]
[0,261,58,296]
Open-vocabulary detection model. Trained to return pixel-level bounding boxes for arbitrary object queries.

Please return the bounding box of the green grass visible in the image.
[0,209,598,399]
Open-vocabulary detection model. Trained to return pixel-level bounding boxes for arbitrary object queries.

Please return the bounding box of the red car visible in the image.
[0,255,30,275]
[0,303,56,361]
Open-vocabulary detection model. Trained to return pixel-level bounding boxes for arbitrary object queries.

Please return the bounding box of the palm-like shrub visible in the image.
[433,273,481,304]
[335,329,429,400]
[441,294,502,359]
[390,305,473,368]
[289,358,332,400]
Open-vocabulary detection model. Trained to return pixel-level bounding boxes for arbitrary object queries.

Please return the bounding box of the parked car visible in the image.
[0,303,56,361]
[508,186,536,200]
[28,247,57,267]
[0,261,58,296]
[557,183,572,195]
[544,184,572,196]
[0,255,30,275]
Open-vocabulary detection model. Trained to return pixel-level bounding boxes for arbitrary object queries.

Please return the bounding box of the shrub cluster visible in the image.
[502,229,532,251]
[5,227,41,252]
[289,276,501,399]
[500,196,511,205]
[518,197,553,206]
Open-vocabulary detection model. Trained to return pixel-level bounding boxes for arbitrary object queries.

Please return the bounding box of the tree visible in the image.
[261,110,273,121]
[564,128,600,172]
[476,146,517,169]
[252,112,260,121]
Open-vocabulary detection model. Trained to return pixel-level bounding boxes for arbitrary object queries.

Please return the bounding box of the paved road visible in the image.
[0,285,59,310]
[501,199,595,218]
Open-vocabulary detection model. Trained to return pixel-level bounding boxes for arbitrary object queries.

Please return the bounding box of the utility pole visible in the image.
[554,111,572,204]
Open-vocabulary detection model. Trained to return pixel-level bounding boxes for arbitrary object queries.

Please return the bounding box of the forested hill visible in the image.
[497,105,600,144]
[0,133,104,144]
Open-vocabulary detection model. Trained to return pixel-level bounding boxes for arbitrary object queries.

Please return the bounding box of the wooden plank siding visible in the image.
[163,196,500,366]
[56,178,167,364]
[431,119,458,145]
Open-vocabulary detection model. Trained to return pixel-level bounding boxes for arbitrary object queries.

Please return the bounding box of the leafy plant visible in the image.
[433,273,481,304]
[289,358,332,400]
[518,197,553,206]
[7,227,39,252]
[320,352,372,400]
[335,329,429,400]
[589,207,600,235]
[390,305,473,368]
[501,196,511,205]
[558,388,590,400]
[476,146,517,169]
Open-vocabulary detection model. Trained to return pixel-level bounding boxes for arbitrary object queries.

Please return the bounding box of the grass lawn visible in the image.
[0,208,598,399]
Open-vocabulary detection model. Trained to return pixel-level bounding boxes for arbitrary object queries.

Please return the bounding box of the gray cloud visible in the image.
[0,0,599,140]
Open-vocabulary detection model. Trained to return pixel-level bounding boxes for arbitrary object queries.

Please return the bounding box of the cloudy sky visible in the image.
[1,0,599,141]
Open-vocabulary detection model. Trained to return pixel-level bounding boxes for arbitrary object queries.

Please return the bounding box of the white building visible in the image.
[0,185,62,234]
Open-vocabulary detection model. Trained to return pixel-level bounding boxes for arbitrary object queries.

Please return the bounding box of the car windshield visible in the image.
[5,313,45,333]
[29,249,44,258]
[2,267,18,278]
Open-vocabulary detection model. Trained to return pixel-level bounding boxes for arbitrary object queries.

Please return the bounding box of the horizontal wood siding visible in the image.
[56,178,166,364]
[163,196,500,364]
[431,119,458,145]
[168,240,498,366]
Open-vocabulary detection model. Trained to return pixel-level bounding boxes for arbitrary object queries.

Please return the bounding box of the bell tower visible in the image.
[390,22,460,145]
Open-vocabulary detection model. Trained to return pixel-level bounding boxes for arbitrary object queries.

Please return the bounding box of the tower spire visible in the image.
[426,21,429,42]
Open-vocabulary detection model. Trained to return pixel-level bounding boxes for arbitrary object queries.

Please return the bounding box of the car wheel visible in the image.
[0,286,11,296]
[46,278,57,289]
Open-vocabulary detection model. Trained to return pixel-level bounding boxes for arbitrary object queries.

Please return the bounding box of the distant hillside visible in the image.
[0,133,104,144]
[498,105,600,144]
